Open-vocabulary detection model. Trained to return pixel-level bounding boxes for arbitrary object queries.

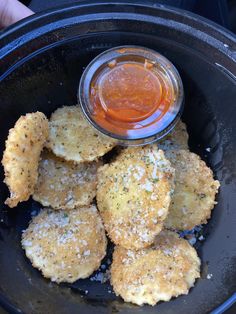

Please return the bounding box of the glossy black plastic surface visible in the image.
[0,2,236,314]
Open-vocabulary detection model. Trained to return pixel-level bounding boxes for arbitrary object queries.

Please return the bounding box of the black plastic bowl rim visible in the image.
[1,1,236,80]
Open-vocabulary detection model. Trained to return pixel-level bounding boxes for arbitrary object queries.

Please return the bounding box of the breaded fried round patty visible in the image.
[2,112,49,207]
[164,150,220,230]
[33,150,101,209]
[97,145,175,250]
[46,106,116,163]
[111,230,200,306]
[22,205,107,283]
[159,120,189,151]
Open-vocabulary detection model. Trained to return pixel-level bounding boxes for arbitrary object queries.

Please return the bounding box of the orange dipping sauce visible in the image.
[79,46,184,144]
[98,63,162,122]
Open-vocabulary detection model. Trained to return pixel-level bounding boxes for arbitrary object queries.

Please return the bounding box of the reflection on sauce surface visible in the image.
[90,60,176,138]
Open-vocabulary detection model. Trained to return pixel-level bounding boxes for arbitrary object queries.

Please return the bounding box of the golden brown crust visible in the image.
[97,145,175,250]
[111,230,200,306]
[159,120,189,151]
[33,150,101,210]
[164,150,220,230]
[2,112,49,207]
[21,205,107,283]
[46,106,116,163]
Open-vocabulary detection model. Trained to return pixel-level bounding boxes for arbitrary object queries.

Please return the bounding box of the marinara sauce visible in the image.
[79,46,184,145]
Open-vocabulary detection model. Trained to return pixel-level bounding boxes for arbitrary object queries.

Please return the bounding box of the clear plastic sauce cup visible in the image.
[78,46,184,146]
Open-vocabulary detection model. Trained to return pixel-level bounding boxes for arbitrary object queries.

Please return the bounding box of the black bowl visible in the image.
[0,1,236,313]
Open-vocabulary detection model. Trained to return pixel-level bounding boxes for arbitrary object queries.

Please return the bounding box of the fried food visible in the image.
[164,150,220,230]
[33,150,101,210]
[111,230,200,306]
[46,106,116,163]
[49,104,82,122]
[2,112,49,208]
[21,205,107,283]
[97,145,175,250]
[159,120,189,151]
